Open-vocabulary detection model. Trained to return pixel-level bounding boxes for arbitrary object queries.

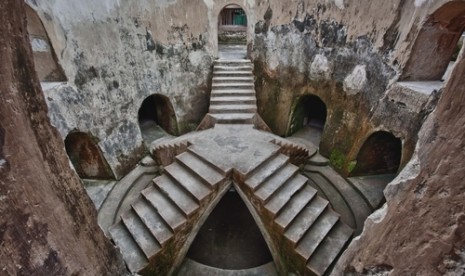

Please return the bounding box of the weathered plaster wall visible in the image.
[251,0,454,174]
[0,1,125,274]
[28,0,455,178]
[334,32,465,276]
[27,0,214,178]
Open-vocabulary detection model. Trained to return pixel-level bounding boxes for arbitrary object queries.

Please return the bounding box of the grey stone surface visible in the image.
[284,196,328,244]
[265,174,307,216]
[120,209,161,258]
[348,174,395,209]
[178,259,278,276]
[142,185,186,231]
[295,208,338,260]
[255,164,298,202]
[98,165,159,234]
[275,185,317,230]
[140,155,157,167]
[218,44,247,60]
[155,174,199,216]
[83,179,117,211]
[245,154,288,189]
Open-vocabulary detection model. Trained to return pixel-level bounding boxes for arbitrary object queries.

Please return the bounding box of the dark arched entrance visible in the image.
[401,2,465,81]
[187,191,272,269]
[138,94,178,143]
[64,132,114,179]
[288,95,327,146]
[218,4,248,59]
[350,131,402,177]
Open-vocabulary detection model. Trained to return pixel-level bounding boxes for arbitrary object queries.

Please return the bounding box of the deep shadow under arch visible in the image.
[350,131,402,177]
[64,132,114,179]
[186,190,272,269]
[288,94,327,146]
[138,94,178,139]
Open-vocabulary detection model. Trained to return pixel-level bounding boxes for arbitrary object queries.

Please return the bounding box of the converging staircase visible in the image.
[239,151,354,275]
[209,60,257,124]
[107,59,356,276]
[109,150,229,275]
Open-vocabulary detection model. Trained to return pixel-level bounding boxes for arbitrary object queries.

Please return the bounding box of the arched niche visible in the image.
[288,94,327,146]
[350,131,402,177]
[186,190,273,269]
[64,132,114,180]
[217,3,249,59]
[25,5,66,82]
[138,94,178,142]
[401,1,465,81]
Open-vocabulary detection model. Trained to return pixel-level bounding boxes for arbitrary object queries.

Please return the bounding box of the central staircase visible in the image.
[209,60,257,124]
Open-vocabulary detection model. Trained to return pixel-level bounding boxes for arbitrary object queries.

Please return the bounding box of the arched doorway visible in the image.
[25,5,66,82]
[217,4,248,59]
[138,94,178,143]
[288,95,327,146]
[350,131,402,177]
[186,190,273,270]
[401,2,465,81]
[64,132,114,179]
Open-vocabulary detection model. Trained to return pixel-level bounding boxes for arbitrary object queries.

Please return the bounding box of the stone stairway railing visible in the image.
[109,149,230,275]
[303,161,374,235]
[150,138,190,167]
[271,138,311,166]
[237,151,353,275]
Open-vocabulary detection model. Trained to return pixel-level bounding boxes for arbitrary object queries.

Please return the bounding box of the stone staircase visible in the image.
[109,149,229,275]
[238,151,353,276]
[106,59,356,276]
[209,59,257,124]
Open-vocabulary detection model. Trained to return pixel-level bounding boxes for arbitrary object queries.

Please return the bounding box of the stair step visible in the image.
[109,222,147,273]
[121,209,161,258]
[211,89,255,97]
[284,196,329,245]
[210,96,256,105]
[212,77,254,83]
[164,162,212,199]
[246,154,289,191]
[142,185,186,231]
[214,71,252,77]
[275,185,317,230]
[214,60,252,66]
[209,104,257,114]
[214,66,253,72]
[255,164,299,203]
[210,113,255,124]
[176,152,224,186]
[154,175,199,217]
[132,198,173,246]
[211,83,254,90]
[265,174,307,217]
[295,209,339,262]
[307,221,353,275]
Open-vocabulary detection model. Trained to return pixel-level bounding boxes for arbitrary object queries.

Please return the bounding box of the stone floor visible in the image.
[218,44,247,60]
[139,120,172,145]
